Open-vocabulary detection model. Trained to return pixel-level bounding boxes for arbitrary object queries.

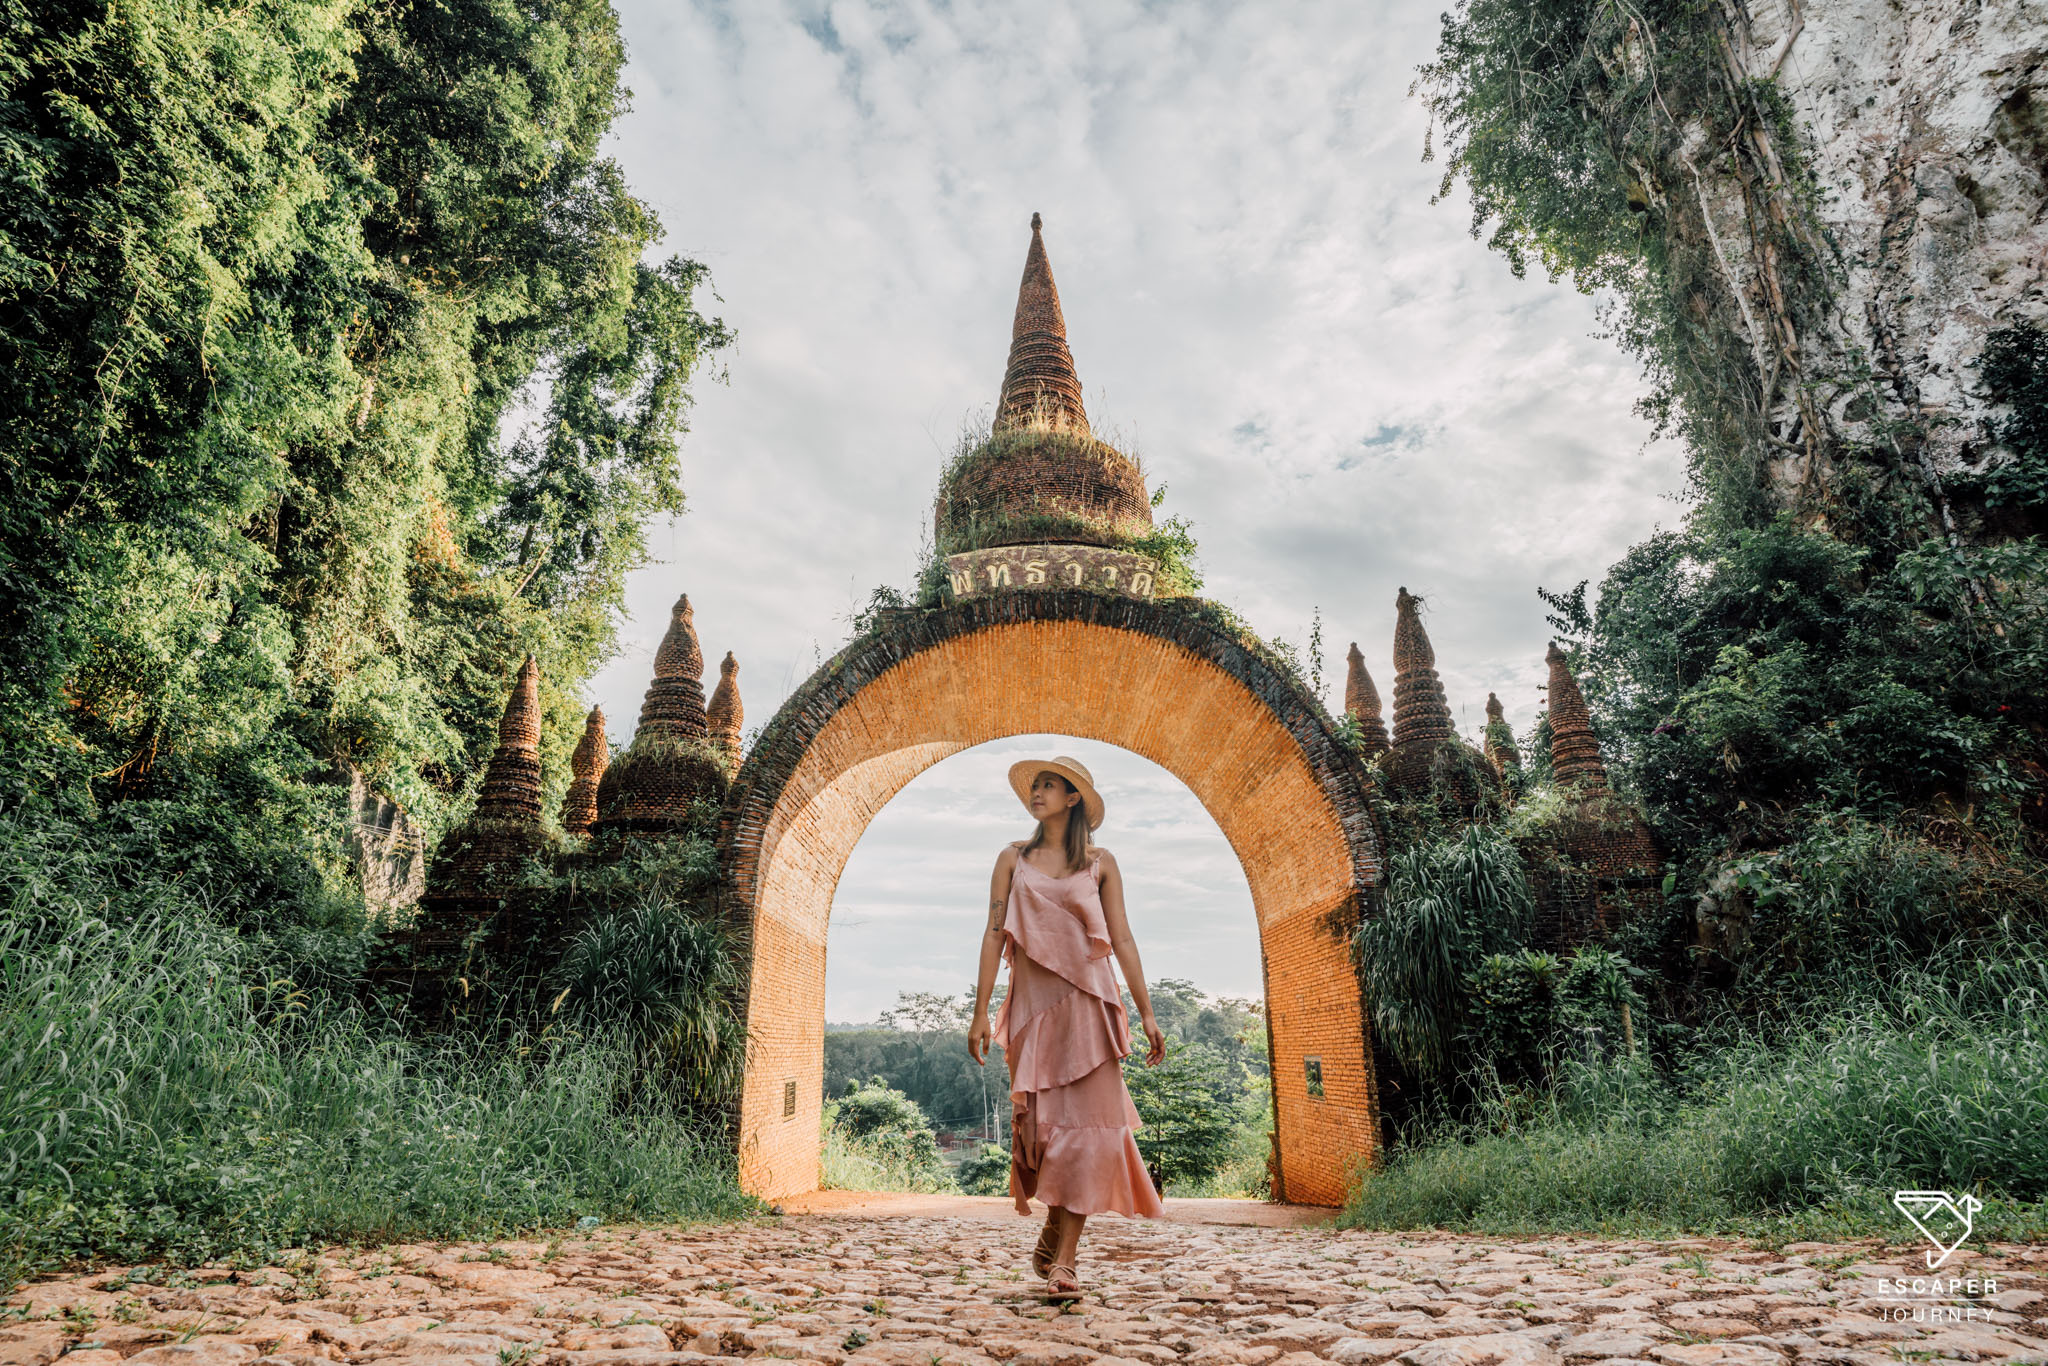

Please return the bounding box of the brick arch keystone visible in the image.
[717,590,1386,1206]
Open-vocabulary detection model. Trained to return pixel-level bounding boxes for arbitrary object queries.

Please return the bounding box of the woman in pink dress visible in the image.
[966,755,1165,1302]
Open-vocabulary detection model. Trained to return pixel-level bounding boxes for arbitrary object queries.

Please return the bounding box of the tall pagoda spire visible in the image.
[994,213,1089,435]
[1390,587,1455,764]
[1484,691,1522,777]
[1344,642,1391,760]
[593,591,727,838]
[473,655,545,824]
[420,654,554,923]
[559,706,607,837]
[706,651,743,779]
[635,594,709,742]
[1545,642,1610,793]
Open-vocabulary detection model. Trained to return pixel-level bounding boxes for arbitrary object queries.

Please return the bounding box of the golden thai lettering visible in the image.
[1130,572,1153,597]
[1064,562,1084,586]
[985,563,1012,588]
[950,570,973,595]
[1025,560,1048,584]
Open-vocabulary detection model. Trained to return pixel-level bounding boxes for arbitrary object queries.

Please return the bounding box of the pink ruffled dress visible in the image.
[991,846,1164,1218]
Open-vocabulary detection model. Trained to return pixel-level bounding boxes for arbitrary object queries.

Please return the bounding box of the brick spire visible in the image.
[559,706,607,837]
[1343,641,1391,759]
[635,593,708,742]
[593,591,727,838]
[1390,587,1454,754]
[1484,691,1522,776]
[706,651,743,778]
[420,654,553,920]
[995,213,1089,434]
[474,654,544,824]
[1545,642,1609,793]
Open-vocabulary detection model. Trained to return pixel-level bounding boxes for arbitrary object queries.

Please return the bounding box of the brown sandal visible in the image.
[1045,1262,1081,1304]
[1030,1218,1059,1278]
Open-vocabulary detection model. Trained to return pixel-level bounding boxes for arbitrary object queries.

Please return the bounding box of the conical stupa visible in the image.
[423,655,554,910]
[1387,588,1455,790]
[996,212,1090,435]
[1344,642,1391,760]
[1544,643,1609,793]
[707,651,744,779]
[1483,692,1522,777]
[933,214,1152,555]
[559,706,608,838]
[594,594,728,836]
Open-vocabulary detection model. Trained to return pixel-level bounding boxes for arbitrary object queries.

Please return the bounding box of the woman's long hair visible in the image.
[1021,773,1092,873]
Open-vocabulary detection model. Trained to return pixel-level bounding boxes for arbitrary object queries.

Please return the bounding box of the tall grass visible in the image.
[0,824,752,1286]
[1343,947,2048,1239]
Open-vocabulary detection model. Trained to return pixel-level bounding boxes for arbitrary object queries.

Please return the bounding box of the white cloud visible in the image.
[589,1,1689,1018]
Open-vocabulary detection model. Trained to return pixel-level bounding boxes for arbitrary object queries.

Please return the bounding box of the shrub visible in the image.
[956,1144,1013,1196]
[1343,944,2048,1237]
[1353,824,1535,1078]
[821,1081,955,1193]
[0,841,750,1287]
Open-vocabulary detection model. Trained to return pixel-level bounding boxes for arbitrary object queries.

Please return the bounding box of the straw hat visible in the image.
[1007,755,1105,831]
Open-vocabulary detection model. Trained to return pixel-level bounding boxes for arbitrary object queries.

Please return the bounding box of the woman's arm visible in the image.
[1097,850,1165,1065]
[967,845,1019,1065]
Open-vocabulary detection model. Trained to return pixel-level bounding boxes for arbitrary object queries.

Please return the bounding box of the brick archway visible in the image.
[718,591,1385,1206]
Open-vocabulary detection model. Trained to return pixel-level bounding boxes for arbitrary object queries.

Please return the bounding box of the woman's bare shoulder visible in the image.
[1091,845,1118,866]
[995,841,1024,864]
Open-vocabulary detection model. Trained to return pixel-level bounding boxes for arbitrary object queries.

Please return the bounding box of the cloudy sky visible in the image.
[583,1,1689,1022]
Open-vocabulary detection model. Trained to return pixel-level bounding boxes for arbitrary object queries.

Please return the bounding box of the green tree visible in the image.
[1123,1043,1240,1188]
[0,0,729,944]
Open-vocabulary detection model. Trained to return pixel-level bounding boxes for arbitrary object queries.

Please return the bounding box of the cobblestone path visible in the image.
[6,1199,2045,1366]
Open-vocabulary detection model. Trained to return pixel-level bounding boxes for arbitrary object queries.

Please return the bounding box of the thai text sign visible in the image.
[945,544,1167,601]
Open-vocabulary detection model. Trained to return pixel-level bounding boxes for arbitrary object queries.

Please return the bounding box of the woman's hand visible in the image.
[1140,1014,1165,1066]
[967,1014,992,1065]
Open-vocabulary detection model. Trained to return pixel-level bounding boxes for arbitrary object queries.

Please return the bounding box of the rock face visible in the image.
[559,706,607,838]
[934,215,1152,556]
[706,652,743,778]
[1676,0,2048,513]
[1344,642,1391,761]
[594,594,727,837]
[420,656,554,933]
[346,768,425,912]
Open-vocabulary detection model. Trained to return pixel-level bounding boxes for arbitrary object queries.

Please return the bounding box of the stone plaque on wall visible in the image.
[945,543,1170,600]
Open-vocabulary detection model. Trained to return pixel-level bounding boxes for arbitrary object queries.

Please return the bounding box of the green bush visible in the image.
[553,893,748,1115]
[1343,946,2048,1237]
[0,825,751,1287]
[955,1143,1013,1197]
[1352,824,1534,1079]
[821,1081,954,1193]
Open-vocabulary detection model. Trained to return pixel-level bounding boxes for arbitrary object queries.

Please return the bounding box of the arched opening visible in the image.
[822,736,1268,1186]
[718,592,1384,1206]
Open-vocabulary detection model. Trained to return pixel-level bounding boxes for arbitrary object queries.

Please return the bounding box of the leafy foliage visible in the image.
[1353,825,1535,1078]
[1970,321,2048,516]
[0,814,748,1287]
[1344,943,2048,1235]
[822,1080,953,1193]
[0,0,729,854]
[1122,1042,1241,1189]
